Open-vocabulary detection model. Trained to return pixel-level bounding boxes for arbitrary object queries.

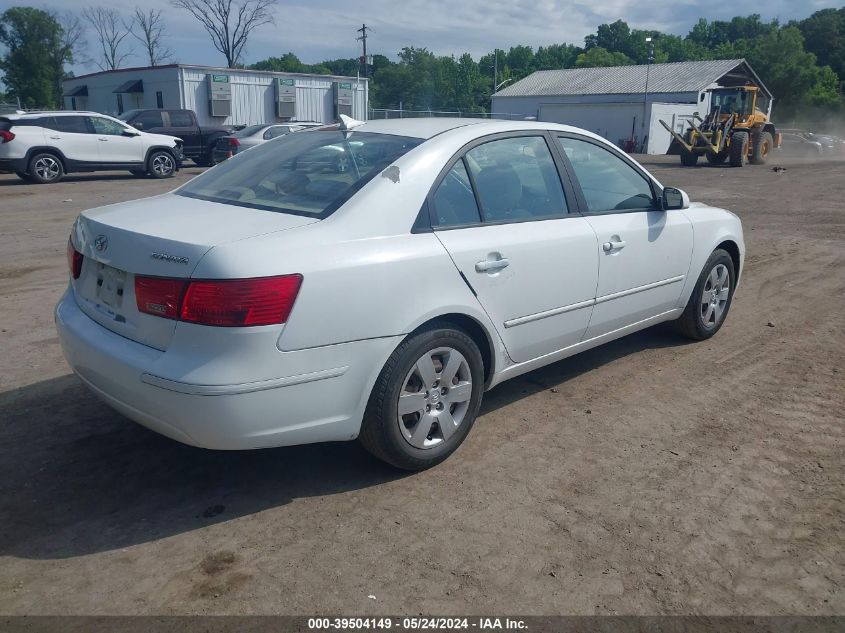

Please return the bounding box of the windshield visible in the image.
[176,130,422,217]
[711,90,752,116]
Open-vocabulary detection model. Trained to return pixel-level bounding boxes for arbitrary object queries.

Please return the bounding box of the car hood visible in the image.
[142,132,183,145]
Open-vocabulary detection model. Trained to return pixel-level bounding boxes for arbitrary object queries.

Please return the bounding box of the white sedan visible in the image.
[56,117,744,470]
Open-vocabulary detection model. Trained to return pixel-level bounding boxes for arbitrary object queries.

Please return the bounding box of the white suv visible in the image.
[0,111,184,184]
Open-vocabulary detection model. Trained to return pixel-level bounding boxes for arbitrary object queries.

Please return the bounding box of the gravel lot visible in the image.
[0,156,843,615]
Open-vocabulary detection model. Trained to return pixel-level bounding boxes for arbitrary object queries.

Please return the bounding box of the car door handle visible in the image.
[49,136,61,140]
[475,257,510,273]
[98,138,108,141]
[602,240,627,252]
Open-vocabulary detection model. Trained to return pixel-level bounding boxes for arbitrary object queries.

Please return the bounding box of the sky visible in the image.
[0,0,841,76]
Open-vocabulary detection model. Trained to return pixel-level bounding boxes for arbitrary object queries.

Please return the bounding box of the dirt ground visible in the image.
[0,155,843,616]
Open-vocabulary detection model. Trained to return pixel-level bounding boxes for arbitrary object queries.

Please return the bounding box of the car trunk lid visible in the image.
[70,194,318,350]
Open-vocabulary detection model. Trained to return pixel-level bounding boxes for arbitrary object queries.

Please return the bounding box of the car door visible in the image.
[89,116,144,164]
[166,110,201,156]
[45,116,100,163]
[431,134,599,364]
[556,135,693,339]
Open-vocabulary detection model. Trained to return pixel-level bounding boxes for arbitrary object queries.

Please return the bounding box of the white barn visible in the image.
[61,64,369,127]
[492,59,772,154]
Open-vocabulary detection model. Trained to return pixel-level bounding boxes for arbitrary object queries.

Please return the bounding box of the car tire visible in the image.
[27,152,64,184]
[729,131,749,167]
[147,150,176,178]
[359,323,485,470]
[673,248,736,340]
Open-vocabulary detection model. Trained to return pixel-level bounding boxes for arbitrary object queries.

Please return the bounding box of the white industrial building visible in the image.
[492,59,772,154]
[61,64,369,126]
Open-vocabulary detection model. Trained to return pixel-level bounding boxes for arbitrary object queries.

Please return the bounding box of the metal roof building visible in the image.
[61,64,369,127]
[492,59,771,154]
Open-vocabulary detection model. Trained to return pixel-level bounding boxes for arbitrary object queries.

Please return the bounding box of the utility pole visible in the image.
[640,37,655,153]
[357,24,369,77]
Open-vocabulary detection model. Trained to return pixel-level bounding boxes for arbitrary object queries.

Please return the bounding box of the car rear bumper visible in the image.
[55,288,400,450]
[0,157,25,173]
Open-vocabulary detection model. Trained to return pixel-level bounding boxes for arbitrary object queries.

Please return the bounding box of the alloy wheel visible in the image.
[152,154,174,176]
[700,263,730,329]
[397,347,473,449]
[34,156,60,181]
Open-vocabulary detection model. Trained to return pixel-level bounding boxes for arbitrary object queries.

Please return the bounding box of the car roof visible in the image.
[5,110,99,119]
[350,117,615,144]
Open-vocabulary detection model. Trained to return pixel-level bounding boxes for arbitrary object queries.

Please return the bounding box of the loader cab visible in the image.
[710,88,755,119]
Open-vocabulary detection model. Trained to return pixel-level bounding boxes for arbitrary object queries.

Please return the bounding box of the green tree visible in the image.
[798,8,845,90]
[575,47,632,68]
[250,52,306,73]
[0,7,75,108]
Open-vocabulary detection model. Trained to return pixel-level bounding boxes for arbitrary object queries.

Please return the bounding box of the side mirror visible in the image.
[662,187,690,210]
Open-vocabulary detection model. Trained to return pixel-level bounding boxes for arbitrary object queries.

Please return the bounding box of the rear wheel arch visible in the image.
[406,313,496,387]
[24,146,68,172]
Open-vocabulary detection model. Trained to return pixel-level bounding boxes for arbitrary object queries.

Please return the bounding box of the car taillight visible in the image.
[67,238,83,279]
[229,138,240,147]
[0,130,14,143]
[134,274,302,327]
[135,277,187,320]
[181,275,302,326]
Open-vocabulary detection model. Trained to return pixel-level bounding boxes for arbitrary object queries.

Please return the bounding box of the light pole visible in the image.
[640,37,655,153]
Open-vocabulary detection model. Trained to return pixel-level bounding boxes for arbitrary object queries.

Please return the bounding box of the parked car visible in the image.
[212,121,322,163]
[118,109,232,166]
[780,131,824,158]
[808,133,845,156]
[56,118,744,470]
[0,111,183,184]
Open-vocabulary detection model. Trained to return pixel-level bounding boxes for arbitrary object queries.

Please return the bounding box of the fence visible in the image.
[368,108,529,121]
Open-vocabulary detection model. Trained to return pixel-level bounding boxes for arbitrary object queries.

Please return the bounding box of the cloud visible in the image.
[0,0,837,73]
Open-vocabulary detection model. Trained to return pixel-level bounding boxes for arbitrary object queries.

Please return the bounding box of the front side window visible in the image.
[432,160,481,227]
[176,130,421,217]
[169,111,193,127]
[90,117,128,136]
[132,110,164,130]
[465,136,568,222]
[557,137,656,213]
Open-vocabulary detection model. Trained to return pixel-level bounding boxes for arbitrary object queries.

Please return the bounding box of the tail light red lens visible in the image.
[181,275,303,326]
[134,274,302,327]
[67,238,83,279]
[135,277,187,320]
[229,138,240,147]
[0,130,14,143]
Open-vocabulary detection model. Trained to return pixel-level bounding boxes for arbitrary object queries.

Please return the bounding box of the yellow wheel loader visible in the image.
[661,86,781,167]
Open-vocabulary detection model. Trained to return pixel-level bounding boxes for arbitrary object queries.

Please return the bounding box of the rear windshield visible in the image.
[235,124,267,137]
[176,130,422,218]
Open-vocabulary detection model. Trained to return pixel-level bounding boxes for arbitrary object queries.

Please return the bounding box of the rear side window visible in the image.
[48,116,90,134]
[131,110,164,130]
[0,118,12,131]
[169,111,193,127]
[465,136,569,222]
[557,136,656,212]
[176,131,422,218]
[264,126,289,140]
